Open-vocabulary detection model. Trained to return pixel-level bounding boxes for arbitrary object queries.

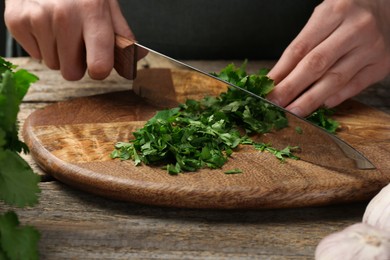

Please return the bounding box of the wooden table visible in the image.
[2,57,390,259]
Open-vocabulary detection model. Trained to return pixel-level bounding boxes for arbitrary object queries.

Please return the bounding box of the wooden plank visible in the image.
[0,181,367,259]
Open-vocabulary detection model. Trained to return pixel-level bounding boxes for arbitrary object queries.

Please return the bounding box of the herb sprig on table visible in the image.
[0,57,41,260]
[111,63,305,174]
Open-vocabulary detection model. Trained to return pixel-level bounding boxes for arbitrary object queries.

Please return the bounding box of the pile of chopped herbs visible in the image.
[111,63,308,174]
[0,57,41,259]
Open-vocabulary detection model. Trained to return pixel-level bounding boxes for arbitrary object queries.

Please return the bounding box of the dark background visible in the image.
[1,0,321,59]
[119,0,321,59]
[0,1,5,57]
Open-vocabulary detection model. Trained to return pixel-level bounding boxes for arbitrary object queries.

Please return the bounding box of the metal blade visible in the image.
[116,37,375,171]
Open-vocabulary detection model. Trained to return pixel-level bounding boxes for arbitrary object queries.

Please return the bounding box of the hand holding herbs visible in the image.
[112,63,338,175]
[0,57,40,260]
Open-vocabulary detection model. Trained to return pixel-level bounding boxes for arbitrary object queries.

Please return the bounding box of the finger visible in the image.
[28,7,60,69]
[108,0,135,39]
[57,36,87,81]
[54,7,87,81]
[32,34,59,70]
[10,31,42,60]
[267,17,363,108]
[4,5,42,59]
[82,2,115,80]
[284,46,374,117]
[108,0,147,60]
[267,2,344,84]
[324,62,390,108]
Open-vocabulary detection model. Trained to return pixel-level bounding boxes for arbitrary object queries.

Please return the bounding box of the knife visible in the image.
[114,35,375,171]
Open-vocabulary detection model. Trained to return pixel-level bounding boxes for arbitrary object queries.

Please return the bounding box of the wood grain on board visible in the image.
[23,68,390,209]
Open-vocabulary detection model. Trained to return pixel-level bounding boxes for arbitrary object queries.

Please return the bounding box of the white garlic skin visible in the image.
[363,183,390,232]
[315,223,390,260]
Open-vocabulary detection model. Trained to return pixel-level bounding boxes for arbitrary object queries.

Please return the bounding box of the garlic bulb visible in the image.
[315,223,390,260]
[363,183,390,232]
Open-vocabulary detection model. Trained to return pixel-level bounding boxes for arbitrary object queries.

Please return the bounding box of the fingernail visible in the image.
[268,98,280,106]
[289,107,303,117]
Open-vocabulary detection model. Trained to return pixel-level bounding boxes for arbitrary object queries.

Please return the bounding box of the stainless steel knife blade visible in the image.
[114,35,375,171]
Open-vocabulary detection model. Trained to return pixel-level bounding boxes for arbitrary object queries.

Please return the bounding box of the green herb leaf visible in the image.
[295,126,303,134]
[0,149,41,207]
[307,107,339,134]
[0,57,41,257]
[0,57,41,207]
[0,211,40,260]
[253,143,300,162]
[113,62,339,174]
[224,169,243,174]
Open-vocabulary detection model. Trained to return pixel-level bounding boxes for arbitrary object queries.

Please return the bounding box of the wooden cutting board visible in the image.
[23,68,390,209]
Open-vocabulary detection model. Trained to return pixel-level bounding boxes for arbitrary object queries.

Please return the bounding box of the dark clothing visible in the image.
[119,0,322,59]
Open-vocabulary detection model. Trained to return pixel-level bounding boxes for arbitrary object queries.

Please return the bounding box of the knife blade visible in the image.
[114,35,375,171]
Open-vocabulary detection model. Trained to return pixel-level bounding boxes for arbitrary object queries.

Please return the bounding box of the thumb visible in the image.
[109,0,148,60]
[109,0,135,40]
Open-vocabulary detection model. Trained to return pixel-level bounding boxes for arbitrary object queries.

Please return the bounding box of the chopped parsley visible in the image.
[307,107,339,134]
[224,169,243,174]
[253,143,300,162]
[112,62,339,174]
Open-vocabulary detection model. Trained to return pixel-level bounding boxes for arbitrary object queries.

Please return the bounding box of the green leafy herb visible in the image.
[224,169,243,174]
[0,150,41,207]
[0,57,41,259]
[253,143,300,162]
[307,107,339,134]
[0,211,40,260]
[112,62,340,174]
[112,62,297,174]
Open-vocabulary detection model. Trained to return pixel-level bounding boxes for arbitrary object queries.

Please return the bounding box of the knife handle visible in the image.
[114,34,137,80]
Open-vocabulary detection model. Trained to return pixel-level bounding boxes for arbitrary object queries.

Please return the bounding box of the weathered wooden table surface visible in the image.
[2,57,390,259]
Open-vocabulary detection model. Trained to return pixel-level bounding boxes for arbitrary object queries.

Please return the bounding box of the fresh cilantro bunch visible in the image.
[112,63,298,174]
[0,57,40,260]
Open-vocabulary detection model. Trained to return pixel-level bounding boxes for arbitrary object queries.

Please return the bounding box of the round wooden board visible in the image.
[23,69,390,209]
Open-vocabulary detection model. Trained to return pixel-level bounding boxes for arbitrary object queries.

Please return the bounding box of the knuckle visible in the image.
[300,93,322,116]
[303,93,318,108]
[325,94,342,108]
[29,7,48,28]
[288,41,310,60]
[354,12,376,32]
[52,6,71,27]
[330,0,352,14]
[315,0,352,16]
[327,71,346,85]
[4,10,19,28]
[4,9,28,32]
[276,81,299,107]
[304,51,328,73]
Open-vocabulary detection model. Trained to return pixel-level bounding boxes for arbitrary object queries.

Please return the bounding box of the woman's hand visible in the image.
[5,0,134,81]
[267,0,390,117]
